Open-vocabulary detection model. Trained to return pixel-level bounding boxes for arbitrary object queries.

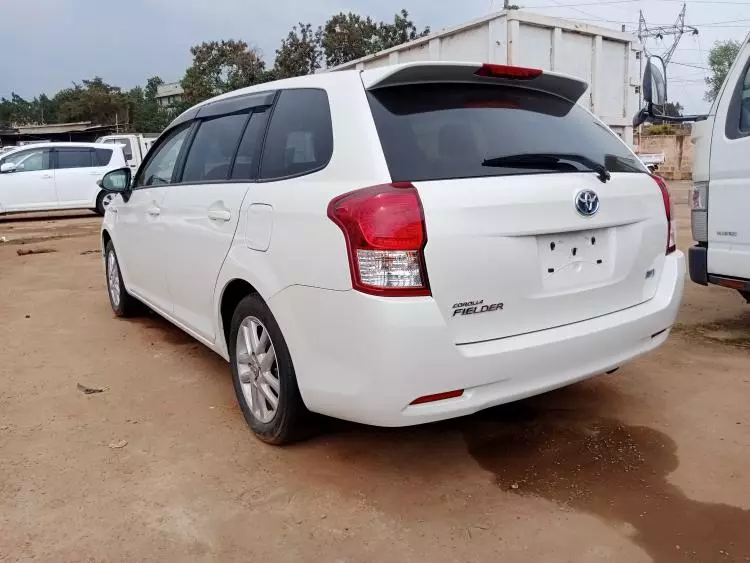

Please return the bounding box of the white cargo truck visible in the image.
[637,33,750,303]
[95,133,158,170]
[330,10,642,145]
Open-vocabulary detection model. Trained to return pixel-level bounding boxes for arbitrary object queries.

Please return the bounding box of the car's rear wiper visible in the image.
[482,153,611,183]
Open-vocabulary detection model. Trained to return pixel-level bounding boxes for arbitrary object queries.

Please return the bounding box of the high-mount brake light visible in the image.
[474,64,543,80]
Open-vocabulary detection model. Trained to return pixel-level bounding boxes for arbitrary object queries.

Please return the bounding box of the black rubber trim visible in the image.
[688,245,709,286]
[196,91,276,120]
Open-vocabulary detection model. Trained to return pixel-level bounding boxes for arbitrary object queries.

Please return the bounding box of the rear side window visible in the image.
[95,148,113,166]
[231,111,270,180]
[368,83,645,182]
[259,89,333,180]
[56,148,94,169]
[726,58,750,139]
[181,112,248,183]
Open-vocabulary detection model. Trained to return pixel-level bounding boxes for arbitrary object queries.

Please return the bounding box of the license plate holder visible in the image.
[538,229,612,290]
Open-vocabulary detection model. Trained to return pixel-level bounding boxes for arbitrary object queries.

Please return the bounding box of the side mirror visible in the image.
[643,55,667,114]
[0,162,17,173]
[98,167,132,194]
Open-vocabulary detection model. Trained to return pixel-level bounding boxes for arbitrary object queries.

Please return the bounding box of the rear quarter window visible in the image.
[95,148,113,166]
[259,89,333,180]
[368,83,645,182]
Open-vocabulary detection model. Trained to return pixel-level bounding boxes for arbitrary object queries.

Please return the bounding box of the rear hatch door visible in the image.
[367,76,668,344]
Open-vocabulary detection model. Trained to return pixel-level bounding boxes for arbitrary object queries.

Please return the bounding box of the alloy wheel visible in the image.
[236,316,281,424]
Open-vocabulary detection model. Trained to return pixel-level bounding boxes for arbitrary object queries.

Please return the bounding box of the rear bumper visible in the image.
[270,251,685,427]
[689,245,750,294]
[688,245,708,285]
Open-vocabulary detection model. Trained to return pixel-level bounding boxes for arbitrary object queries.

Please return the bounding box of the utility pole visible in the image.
[637,3,698,66]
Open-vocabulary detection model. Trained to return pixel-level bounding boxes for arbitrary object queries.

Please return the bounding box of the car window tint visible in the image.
[368,83,645,182]
[181,113,248,183]
[2,149,49,171]
[118,138,134,160]
[739,64,750,132]
[14,149,50,172]
[57,148,94,169]
[259,89,333,179]
[231,111,269,180]
[94,148,113,166]
[137,126,190,187]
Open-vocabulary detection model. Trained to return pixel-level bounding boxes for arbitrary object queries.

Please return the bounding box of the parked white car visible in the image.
[99,62,685,445]
[0,142,126,215]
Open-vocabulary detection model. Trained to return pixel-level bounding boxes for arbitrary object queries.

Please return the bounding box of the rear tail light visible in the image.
[474,64,543,80]
[651,174,676,254]
[690,181,709,243]
[328,183,430,296]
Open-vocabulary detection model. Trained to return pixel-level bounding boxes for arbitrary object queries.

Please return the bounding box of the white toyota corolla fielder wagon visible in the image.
[99,62,685,445]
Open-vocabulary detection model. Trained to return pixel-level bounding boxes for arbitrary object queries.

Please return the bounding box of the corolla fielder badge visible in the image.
[575,189,600,217]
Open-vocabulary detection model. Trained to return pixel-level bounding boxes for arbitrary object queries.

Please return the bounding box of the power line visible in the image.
[670,60,709,69]
[638,3,698,65]
[546,0,626,24]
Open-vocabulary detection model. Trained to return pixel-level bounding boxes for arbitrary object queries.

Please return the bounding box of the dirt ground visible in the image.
[1,183,749,563]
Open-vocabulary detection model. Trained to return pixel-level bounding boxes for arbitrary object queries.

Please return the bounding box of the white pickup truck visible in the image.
[636,33,750,304]
[95,133,158,170]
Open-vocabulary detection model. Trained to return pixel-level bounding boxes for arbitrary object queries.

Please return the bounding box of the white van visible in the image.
[637,36,750,303]
[96,134,157,170]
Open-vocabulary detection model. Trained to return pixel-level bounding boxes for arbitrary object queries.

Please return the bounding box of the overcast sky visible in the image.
[0,0,748,113]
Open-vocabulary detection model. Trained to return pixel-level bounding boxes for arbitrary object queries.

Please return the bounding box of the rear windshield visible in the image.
[368,83,646,182]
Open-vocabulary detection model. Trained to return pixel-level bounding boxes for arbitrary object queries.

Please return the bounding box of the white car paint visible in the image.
[102,62,684,429]
[688,33,750,299]
[0,142,126,214]
[96,134,157,170]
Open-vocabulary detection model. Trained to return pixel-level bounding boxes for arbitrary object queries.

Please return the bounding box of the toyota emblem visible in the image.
[575,190,599,217]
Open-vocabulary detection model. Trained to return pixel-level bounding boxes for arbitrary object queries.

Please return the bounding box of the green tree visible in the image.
[322,12,378,67]
[372,9,430,52]
[181,40,267,104]
[705,40,741,102]
[321,10,430,68]
[665,101,683,117]
[274,23,323,79]
[128,76,172,133]
[52,78,127,125]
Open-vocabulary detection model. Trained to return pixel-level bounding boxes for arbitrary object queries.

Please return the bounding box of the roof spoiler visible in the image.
[361,62,588,104]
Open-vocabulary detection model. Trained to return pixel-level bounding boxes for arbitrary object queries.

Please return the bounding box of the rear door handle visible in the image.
[147,206,161,217]
[41,174,53,179]
[208,209,231,222]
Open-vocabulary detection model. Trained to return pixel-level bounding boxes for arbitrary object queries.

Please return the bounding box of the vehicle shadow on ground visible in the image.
[0,212,96,224]
[306,383,750,562]
[674,310,750,349]
[121,311,750,561]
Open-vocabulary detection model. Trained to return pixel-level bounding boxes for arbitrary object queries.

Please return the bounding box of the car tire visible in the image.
[104,241,141,317]
[229,294,308,445]
[95,191,116,216]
